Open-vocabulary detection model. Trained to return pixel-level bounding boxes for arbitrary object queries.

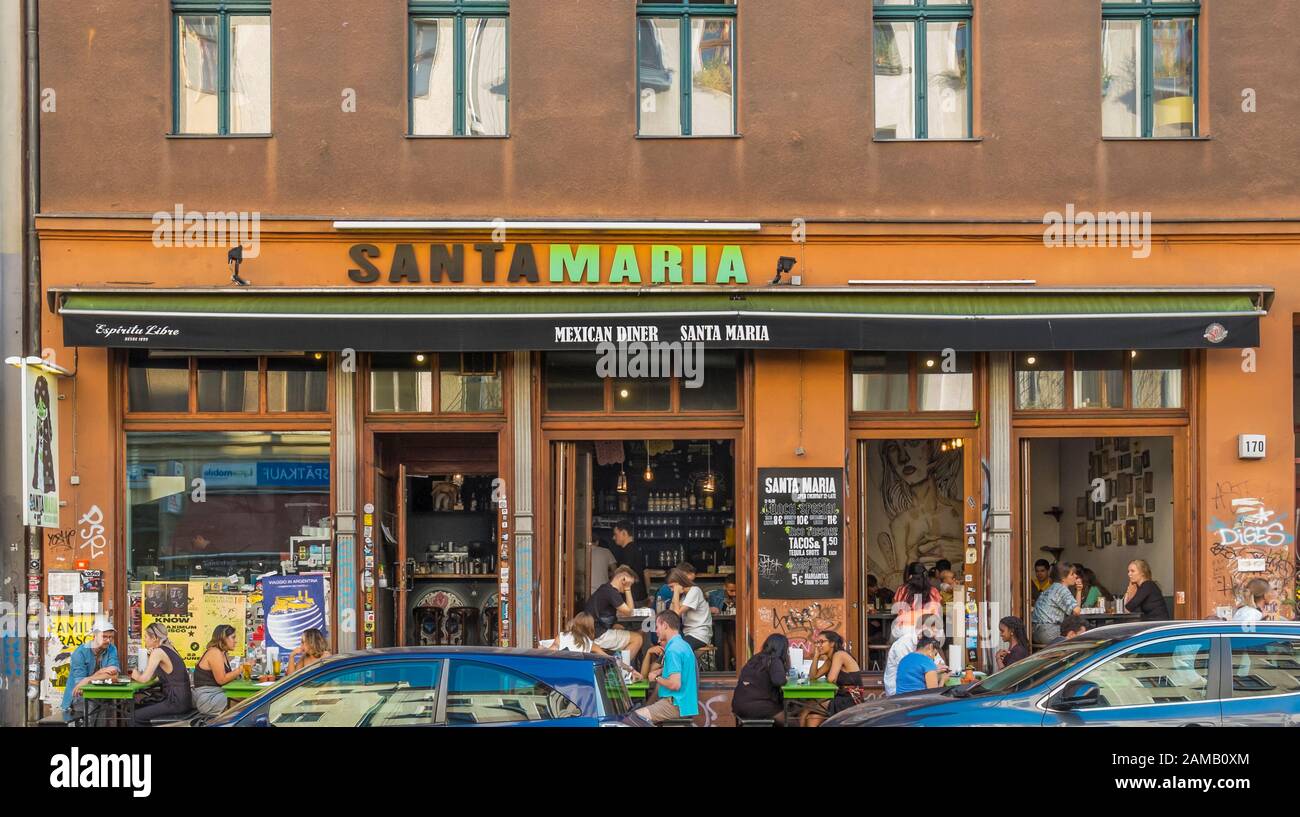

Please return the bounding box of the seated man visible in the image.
[583,565,644,662]
[634,611,699,725]
[1046,614,1089,647]
[707,577,736,615]
[641,568,713,676]
[62,616,120,722]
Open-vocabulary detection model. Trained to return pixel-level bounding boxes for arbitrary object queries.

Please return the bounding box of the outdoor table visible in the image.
[1080,612,1141,628]
[944,672,987,688]
[79,679,155,727]
[223,679,277,701]
[626,680,649,700]
[781,681,838,726]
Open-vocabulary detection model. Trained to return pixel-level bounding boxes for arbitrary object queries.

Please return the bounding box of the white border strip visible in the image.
[331,220,764,232]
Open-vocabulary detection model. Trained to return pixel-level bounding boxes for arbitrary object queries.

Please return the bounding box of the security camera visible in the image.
[772,256,798,285]
[228,245,250,287]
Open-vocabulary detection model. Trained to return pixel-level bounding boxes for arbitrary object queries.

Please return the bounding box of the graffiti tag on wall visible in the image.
[1207,495,1295,619]
[78,505,107,561]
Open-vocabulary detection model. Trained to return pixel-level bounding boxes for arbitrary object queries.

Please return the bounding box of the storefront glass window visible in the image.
[370,353,434,413]
[852,352,908,412]
[1015,352,1066,410]
[127,351,190,413]
[1073,351,1125,409]
[678,351,739,411]
[125,431,331,584]
[197,357,258,412]
[267,355,329,413]
[545,351,604,411]
[1131,350,1183,409]
[439,353,503,412]
[918,351,973,411]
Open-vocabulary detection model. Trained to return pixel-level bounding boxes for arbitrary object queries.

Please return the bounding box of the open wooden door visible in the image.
[396,463,409,646]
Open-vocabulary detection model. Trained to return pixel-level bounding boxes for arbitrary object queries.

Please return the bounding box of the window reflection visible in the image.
[925,21,970,138]
[1131,350,1183,409]
[1015,352,1066,410]
[370,353,434,413]
[1073,351,1125,409]
[412,18,455,135]
[874,22,915,139]
[465,17,508,136]
[639,18,682,135]
[1102,20,1142,137]
[229,15,271,134]
[1151,18,1195,138]
[439,353,503,413]
[128,351,190,413]
[918,352,973,411]
[852,352,908,412]
[197,357,258,412]
[690,19,733,135]
[178,15,220,134]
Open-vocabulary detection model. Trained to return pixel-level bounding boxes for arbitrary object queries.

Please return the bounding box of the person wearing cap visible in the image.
[62,615,120,721]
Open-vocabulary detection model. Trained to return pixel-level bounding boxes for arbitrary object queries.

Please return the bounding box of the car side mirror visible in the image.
[1055,680,1100,710]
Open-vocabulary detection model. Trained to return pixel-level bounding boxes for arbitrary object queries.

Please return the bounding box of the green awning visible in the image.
[55,288,1267,351]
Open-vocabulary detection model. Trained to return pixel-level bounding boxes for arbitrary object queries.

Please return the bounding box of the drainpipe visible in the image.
[24,0,37,358]
[22,0,39,725]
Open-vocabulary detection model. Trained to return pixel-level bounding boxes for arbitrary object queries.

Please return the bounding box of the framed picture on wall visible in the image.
[1145,497,1156,514]
[1135,478,1145,502]
[1103,531,1111,547]
[1144,472,1154,493]
[1119,473,1132,497]
[1141,450,1151,469]
[1108,478,1117,500]
[1107,456,1117,473]
[1093,501,1104,519]
[1095,438,1105,451]
[1077,522,1088,548]
[1125,519,1138,546]
[1142,515,1154,543]
[1115,437,1130,453]
[1077,496,1087,517]
[1119,453,1132,470]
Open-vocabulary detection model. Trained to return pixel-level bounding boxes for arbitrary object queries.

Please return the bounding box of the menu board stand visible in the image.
[756,468,844,599]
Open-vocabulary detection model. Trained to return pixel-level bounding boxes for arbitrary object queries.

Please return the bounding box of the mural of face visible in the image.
[887,439,933,488]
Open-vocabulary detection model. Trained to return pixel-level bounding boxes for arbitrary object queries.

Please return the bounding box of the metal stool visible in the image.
[735,716,776,727]
[693,644,717,674]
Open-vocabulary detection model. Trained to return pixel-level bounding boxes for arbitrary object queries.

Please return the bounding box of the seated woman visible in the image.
[803,631,864,728]
[193,624,242,717]
[731,634,790,726]
[640,568,712,678]
[1124,559,1171,621]
[891,564,944,643]
[995,616,1030,670]
[895,636,948,694]
[129,622,193,726]
[1233,578,1274,623]
[548,612,604,653]
[287,629,331,674]
[1070,563,1106,611]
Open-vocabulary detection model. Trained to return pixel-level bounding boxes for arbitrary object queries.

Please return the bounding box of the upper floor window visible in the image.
[409,1,509,136]
[872,0,972,139]
[1102,1,1199,138]
[172,1,271,135]
[637,1,736,136]
[1015,350,1185,411]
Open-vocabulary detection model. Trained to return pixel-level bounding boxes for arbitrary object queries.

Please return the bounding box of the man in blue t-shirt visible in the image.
[894,635,947,695]
[62,616,121,720]
[634,610,699,724]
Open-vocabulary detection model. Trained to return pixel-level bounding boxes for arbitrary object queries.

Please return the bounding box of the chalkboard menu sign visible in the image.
[757,468,844,599]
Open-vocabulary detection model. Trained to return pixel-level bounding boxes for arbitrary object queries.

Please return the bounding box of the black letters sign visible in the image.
[757,468,844,599]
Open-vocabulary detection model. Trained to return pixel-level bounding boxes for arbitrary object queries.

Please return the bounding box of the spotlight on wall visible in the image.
[771,256,797,285]
[228,245,250,286]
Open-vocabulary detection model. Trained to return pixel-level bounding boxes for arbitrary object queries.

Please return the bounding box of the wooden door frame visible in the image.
[848,426,983,666]
[359,420,512,647]
[1010,425,1193,622]
[536,423,748,658]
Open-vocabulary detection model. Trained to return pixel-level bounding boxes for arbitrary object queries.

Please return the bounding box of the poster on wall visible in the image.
[261,574,328,652]
[201,593,247,658]
[142,580,204,666]
[21,363,60,528]
[40,613,96,704]
[757,468,844,599]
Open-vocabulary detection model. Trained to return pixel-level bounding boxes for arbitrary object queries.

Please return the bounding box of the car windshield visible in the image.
[969,639,1112,695]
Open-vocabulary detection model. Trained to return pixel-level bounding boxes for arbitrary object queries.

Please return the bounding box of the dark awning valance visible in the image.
[54,287,1268,352]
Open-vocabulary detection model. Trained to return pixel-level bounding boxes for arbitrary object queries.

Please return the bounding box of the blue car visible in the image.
[824,621,1300,727]
[207,647,644,727]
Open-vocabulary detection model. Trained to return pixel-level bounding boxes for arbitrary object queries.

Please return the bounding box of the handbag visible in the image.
[134,685,167,707]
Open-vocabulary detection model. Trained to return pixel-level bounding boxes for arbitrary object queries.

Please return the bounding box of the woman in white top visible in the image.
[1232,578,1274,622]
[549,612,604,653]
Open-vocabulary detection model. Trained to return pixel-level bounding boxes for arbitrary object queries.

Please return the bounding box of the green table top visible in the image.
[781,681,839,700]
[626,680,649,700]
[223,679,278,699]
[79,679,154,700]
